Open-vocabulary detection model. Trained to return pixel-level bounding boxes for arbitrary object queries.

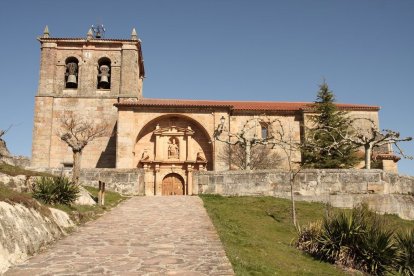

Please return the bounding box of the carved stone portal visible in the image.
[137,122,209,196]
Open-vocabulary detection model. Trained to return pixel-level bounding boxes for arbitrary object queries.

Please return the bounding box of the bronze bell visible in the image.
[99,75,109,84]
[66,62,78,87]
[67,74,77,85]
[99,65,110,86]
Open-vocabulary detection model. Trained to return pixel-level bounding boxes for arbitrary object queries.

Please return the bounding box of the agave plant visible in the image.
[296,221,323,256]
[394,228,414,276]
[357,221,396,275]
[33,176,79,205]
[317,205,368,265]
[296,204,400,275]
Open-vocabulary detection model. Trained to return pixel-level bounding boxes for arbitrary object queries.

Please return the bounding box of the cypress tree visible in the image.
[302,81,358,168]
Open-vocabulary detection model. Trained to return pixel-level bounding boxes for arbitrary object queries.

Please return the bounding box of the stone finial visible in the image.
[43,25,50,38]
[131,28,138,40]
[87,28,94,40]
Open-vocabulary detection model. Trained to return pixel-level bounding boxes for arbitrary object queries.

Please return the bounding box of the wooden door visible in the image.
[162,174,184,195]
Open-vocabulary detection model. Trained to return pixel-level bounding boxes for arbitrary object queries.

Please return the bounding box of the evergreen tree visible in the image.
[302,81,358,168]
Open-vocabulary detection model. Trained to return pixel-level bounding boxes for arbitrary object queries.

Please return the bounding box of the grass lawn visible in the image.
[200,195,414,276]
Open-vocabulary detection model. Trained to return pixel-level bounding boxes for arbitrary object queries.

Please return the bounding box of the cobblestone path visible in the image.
[5,197,234,276]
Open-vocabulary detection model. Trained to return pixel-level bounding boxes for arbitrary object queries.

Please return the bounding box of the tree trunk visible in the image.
[364,144,372,169]
[290,172,297,228]
[245,142,251,170]
[72,150,82,185]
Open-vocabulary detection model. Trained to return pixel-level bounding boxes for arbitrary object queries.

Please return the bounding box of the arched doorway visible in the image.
[162,173,185,195]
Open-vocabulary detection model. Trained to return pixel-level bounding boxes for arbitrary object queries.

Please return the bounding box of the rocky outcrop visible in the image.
[74,186,96,205]
[0,201,74,273]
[0,139,30,167]
[0,173,35,193]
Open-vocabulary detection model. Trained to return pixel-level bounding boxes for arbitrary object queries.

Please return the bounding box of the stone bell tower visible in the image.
[31,26,145,168]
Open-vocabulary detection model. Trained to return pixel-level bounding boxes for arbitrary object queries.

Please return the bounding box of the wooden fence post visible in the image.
[98,181,102,205]
[101,182,105,206]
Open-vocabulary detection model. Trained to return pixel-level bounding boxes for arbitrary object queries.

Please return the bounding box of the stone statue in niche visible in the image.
[168,138,179,159]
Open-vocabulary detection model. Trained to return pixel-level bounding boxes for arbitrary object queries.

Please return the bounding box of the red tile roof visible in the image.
[115,98,380,112]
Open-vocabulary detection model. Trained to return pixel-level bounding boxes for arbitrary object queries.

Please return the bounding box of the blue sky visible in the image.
[0,0,413,175]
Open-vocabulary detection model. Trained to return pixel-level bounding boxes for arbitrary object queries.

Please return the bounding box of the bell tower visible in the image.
[32,26,145,168]
[36,25,145,98]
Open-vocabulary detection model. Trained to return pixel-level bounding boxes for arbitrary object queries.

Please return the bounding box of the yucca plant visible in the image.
[296,221,323,256]
[317,206,368,265]
[358,221,396,275]
[296,204,400,275]
[33,176,79,205]
[394,229,414,276]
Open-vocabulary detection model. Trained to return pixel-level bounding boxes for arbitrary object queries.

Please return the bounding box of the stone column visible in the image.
[155,135,161,160]
[187,165,193,195]
[116,110,134,168]
[120,43,141,97]
[144,164,155,196]
[186,135,194,161]
[154,164,161,195]
[38,42,57,95]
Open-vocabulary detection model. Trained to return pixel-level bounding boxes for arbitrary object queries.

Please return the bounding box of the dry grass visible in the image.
[0,163,52,177]
[0,184,51,217]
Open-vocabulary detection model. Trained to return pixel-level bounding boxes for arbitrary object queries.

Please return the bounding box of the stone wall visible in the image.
[194,170,414,220]
[79,168,144,195]
[40,168,145,196]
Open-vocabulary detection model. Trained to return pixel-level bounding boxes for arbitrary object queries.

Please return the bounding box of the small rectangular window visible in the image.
[261,126,268,139]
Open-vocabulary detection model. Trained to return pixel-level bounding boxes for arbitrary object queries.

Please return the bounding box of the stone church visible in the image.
[31,27,397,195]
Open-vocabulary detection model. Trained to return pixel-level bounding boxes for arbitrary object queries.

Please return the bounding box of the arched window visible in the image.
[65,57,79,89]
[97,57,111,89]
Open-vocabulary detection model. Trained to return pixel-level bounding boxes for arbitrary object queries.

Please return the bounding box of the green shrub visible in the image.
[359,220,396,275]
[394,229,414,276]
[296,221,323,256]
[297,204,397,275]
[317,206,369,267]
[33,176,79,205]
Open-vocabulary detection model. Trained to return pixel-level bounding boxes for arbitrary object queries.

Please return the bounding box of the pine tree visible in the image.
[302,81,358,168]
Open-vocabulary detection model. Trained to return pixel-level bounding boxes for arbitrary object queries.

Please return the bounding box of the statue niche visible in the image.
[168,138,179,159]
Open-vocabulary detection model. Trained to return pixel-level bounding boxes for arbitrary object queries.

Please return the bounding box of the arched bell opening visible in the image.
[97,57,111,89]
[65,57,79,89]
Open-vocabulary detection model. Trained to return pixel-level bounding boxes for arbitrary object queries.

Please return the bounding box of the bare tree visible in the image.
[214,116,281,170]
[215,116,302,226]
[58,114,109,185]
[318,118,413,169]
[0,125,13,158]
[214,116,346,227]
[270,121,303,227]
[217,143,282,170]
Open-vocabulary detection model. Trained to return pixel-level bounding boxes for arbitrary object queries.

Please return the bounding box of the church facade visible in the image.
[31,27,397,196]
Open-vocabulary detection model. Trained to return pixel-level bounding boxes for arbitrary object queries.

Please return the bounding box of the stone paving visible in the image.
[5,197,234,276]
